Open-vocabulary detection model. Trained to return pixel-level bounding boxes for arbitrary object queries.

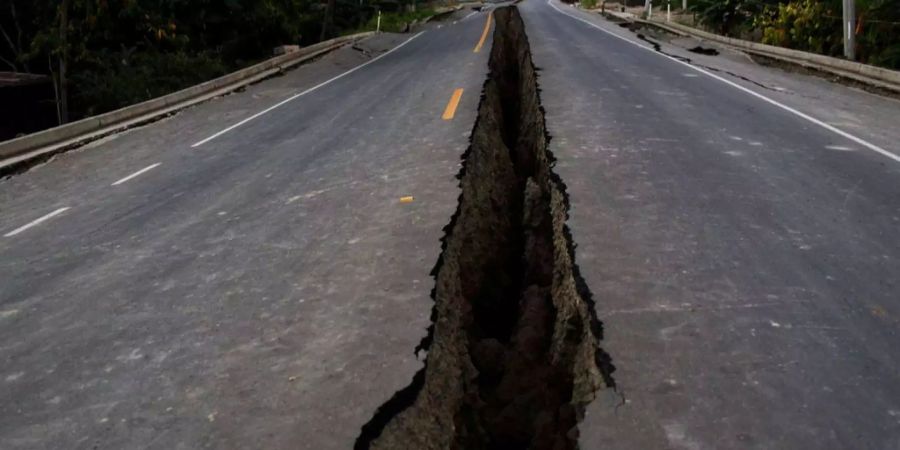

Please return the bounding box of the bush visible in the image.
[70,50,229,117]
[356,8,437,33]
[755,0,900,69]
[689,0,766,36]
[856,0,900,69]
[756,0,841,55]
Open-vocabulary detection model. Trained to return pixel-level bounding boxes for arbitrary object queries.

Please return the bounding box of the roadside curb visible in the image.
[602,11,900,95]
[0,32,375,171]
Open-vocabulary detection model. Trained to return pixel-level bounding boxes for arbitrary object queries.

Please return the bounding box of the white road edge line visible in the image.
[4,207,71,238]
[111,163,162,186]
[191,31,426,148]
[546,0,900,164]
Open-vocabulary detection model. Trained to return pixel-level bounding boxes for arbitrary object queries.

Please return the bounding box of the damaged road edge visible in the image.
[355,6,614,449]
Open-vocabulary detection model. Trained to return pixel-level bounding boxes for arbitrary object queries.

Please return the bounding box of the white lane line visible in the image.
[462,11,478,21]
[4,207,71,237]
[191,32,426,148]
[546,0,900,164]
[111,163,161,186]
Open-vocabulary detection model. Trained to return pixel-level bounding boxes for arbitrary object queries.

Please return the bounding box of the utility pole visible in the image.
[58,0,70,125]
[842,0,856,60]
[320,0,336,41]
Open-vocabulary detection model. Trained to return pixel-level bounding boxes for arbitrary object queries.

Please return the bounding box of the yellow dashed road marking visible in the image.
[474,11,493,53]
[442,88,464,120]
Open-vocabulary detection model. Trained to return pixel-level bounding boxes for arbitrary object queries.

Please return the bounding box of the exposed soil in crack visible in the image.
[635,33,662,52]
[688,46,719,56]
[355,6,613,450]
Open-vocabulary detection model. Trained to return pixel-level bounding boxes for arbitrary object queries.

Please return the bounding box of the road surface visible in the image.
[521,1,900,448]
[0,9,491,449]
[2,1,900,448]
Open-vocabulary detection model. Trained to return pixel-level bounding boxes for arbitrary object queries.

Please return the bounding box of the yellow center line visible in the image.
[442,88,465,120]
[473,11,493,53]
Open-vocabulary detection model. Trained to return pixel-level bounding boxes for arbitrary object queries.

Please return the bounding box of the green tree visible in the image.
[754,0,900,67]
[756,0,841,55]
[2,0,368,122]
[688,0,771,35]
[854,0,900,67]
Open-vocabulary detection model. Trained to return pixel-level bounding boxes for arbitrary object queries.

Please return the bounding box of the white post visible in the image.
[683,0,686,10]
[667,2,671,21]
[377,11,382,33]
[648,2,653,19]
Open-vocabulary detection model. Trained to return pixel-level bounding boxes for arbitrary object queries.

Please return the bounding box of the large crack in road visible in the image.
[355,7,614,449]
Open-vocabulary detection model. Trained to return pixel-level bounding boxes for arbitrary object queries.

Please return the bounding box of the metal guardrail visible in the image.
[0,32,375,170]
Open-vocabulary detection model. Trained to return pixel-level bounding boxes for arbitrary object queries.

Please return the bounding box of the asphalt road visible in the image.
[521,1,900,448]
[3,1,900,449]
[0,8,492,449]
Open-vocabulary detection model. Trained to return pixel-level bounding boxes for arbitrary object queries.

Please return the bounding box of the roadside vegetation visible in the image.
[686,0,900,69]
[350,8,438,33]
[0,0,439,129]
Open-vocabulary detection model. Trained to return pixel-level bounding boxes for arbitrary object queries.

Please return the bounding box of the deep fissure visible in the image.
[356,7,613,449]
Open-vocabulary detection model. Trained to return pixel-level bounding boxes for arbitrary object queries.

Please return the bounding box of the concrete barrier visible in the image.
[605,11,900,93]
[0,32,374,169]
